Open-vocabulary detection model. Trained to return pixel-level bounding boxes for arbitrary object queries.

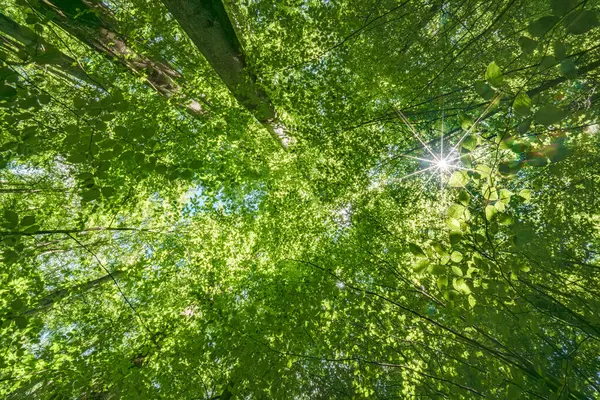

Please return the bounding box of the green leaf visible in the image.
[446,218,461,231]
[539,55,558,70]
[23,224,40,234]
[141,162,156,173]
[73,97,87,108]
[449,171,469,187]
[467,294,477,308]
[115,102,130,112]
[457,190,470,206]
[564,10,599,35]
[134,152,145,164]
[10,299,24,312]
[409,243,426,257]
[20,215,35,226]
[95,121,108,131]
[431,242,446,256]
[485,205,497,221]
[413,258,429,274]
[100,112,114,122]
[450,251,463,263]
[475,165,491,178]
[482,186,498,201]
[67,153,87,164]
[458,111,473,130]
[527,16,559,37]
[518,36,537,54]
[498,160,522,176]
[527,154,548,167]
[14,316,28,329]
[485,61,503,87]
[518,189,531,201]
[498,213,514,226]
[550,0,575,16]
[155,164,168,174]
[38,93,51,104]
[513,92,532,117]
[436,276,448,290]
[499,189,512,203]
[3,250,19,264]
[517,118,532,134]
[461,135,477,151]
[116,151,132,162]
[474,81,494,100]
[81,189,100,202]
[553,41,567,61]
[559,59,577,79]
[429,264,446,275]
[495,201,505,213]
[114,126,128,137]
[101,187,116,198]
[534,105,567,126]
[0,84,17,99]
[447,204,466,220]
[440,254,450,265]
[180,169,194,179]
[452,277,471,294]
[449,232,463,246]
[4,210,19,227]
[513,224,535,247]
[451,265,463,276]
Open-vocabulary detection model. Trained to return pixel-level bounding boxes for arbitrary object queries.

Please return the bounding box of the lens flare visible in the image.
[437,158,449,171]
[391,94,500,192]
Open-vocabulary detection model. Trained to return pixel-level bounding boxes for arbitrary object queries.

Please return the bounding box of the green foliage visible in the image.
[484,61,503,87]
[534,105,568,126]
[563,10,600,35]
[527,16,559,37]
[560,59,577,79]
[1,0,599,398]
[513,92,532,116]
[518,36,537,54]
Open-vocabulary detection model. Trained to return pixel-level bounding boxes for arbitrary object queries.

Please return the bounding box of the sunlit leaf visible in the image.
[449,171,469,187]
[485,205,497,221]
[409,243,426,257]
[450,251,463,263]
[485,61,503,87]
[513,92,531,117]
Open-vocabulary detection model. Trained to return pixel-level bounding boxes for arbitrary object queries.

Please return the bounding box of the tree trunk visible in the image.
[0,12,94,84]
[34,0,208,116]
[160,0,291,147]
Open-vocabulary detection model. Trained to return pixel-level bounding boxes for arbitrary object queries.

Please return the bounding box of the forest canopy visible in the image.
[1,0,600,398]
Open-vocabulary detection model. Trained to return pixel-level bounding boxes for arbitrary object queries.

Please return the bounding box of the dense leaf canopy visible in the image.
[1,0,600,398]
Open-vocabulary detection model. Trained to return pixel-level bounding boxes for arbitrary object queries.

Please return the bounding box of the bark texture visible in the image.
[0,12,93,83]
[36,0,207,115]
[161,0,291,146]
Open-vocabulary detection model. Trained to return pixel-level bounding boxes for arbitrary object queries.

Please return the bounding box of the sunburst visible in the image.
[391,95,501,195]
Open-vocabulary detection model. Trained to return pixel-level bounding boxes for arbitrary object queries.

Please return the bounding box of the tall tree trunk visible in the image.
[33,0,208,116]
[160,0,291,147]
[0,12,95,84]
